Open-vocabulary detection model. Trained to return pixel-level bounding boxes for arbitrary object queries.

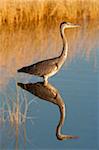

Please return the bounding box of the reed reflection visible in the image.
[0,92,33,149]
[18,82,79,140]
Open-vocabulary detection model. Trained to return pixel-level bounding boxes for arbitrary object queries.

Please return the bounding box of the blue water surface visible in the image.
[0,48,98,150]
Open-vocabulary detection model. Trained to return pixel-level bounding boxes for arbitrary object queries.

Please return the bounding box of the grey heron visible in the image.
[18,22,79,84]
[18,82,79,140]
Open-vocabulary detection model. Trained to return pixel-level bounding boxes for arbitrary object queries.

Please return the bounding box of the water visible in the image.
[0,22,99,149]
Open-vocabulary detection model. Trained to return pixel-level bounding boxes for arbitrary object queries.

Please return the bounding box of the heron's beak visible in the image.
[74,24,80,27]
[70,24,80,28]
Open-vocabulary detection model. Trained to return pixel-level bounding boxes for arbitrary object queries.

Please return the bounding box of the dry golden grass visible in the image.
[0,0,99,28]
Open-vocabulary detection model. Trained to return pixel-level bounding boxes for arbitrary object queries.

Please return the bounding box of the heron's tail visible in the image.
[17,67,29,73]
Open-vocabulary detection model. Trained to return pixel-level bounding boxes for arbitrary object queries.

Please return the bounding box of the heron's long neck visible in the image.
[60,27,68,59]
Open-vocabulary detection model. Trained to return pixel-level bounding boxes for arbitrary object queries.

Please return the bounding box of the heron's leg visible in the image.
[43,76,48,86]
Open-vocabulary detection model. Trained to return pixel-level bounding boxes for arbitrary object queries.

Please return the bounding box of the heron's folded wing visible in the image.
[24,57,59,76]
[32,62,58,76]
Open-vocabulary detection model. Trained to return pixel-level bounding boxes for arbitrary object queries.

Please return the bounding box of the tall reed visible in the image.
[0,0,99,28]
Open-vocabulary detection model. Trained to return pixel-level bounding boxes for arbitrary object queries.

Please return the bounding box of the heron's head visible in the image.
[60,22,80,30]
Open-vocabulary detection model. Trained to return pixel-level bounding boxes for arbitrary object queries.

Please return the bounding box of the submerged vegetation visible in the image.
[0,0,99,29]
[0,85,34,126]
[0,84,35,148]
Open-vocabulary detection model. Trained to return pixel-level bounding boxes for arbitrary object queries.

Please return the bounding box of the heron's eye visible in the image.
[67,23,70,25]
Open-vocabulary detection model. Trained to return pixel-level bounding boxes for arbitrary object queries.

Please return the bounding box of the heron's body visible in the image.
[18,57,59,76]
[18,55,65,82]
[18,22,79,83]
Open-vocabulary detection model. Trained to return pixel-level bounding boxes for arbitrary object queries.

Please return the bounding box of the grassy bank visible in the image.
[0,0,99,28]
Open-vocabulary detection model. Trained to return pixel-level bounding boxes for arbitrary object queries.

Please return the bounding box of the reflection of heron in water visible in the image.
[18,82,79,140]
[18,22,79,84]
